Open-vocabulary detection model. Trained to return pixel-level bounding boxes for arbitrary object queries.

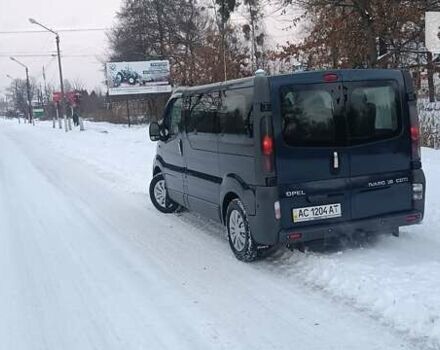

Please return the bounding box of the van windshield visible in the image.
[280,81,401,147]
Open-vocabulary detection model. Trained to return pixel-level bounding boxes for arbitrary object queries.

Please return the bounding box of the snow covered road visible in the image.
[0,120,435,350]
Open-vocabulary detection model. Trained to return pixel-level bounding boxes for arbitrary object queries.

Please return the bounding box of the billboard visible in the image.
[106,60,172,96]
[426,12,440,53]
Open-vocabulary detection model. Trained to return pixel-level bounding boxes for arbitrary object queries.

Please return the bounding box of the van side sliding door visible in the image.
[217,87,255,186]
[183,92,221,221]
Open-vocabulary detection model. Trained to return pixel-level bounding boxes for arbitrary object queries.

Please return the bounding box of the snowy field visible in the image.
[0,118,439,350]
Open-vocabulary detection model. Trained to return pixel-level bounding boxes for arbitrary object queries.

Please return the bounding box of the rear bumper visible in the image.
[278,210,423,244]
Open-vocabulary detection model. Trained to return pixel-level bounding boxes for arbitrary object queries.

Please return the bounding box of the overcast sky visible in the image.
[0,0,299,97]
[0,0,121,95]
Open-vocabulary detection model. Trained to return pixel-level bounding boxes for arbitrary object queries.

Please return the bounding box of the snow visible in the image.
[270,147,440,348]
[0,118,438,350]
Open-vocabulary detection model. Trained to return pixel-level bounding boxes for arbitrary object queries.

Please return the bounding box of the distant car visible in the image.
[113,69,140,87]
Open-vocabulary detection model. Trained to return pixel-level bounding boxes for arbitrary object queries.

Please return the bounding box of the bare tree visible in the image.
[6,78,37,116]
[107,0,249,86]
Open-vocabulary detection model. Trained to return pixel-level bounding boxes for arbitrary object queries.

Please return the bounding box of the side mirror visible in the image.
[149,122,161,141]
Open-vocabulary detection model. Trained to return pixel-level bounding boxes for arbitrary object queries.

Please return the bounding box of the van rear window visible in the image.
[347,85,400,144]
[280,82,401,147]
[281,88,339,147]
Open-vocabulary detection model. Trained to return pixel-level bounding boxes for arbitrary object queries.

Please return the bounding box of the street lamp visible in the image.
[10,57,33,123]
[29,18,69,131]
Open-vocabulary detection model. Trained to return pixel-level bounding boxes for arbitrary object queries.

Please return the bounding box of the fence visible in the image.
[418,99,440,149]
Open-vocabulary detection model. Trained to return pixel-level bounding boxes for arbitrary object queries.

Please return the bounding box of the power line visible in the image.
[0,54,56,58]
[0,28,108,35]
[0,54,100,58]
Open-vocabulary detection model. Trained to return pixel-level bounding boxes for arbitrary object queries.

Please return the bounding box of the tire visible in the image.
[226,199,259,262]
[149,174,179,213]
[128,76,136,85]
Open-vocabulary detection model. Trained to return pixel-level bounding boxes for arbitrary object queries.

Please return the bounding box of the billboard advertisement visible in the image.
[106,60,172,96]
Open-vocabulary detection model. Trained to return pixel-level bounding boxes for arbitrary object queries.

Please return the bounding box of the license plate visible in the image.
[292,203,342,223]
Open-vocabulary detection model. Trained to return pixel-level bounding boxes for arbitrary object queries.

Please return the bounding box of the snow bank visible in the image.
[13,120,156,194]
[3,119,440,348]
[268,147,440,348]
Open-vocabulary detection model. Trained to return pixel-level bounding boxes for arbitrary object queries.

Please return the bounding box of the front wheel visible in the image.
[226,199,259,262]
[149,174,179,213]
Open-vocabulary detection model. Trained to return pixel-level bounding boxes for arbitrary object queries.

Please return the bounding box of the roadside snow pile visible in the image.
[270,147,440,348]
[19,120,155,194]
[4,119,440,348]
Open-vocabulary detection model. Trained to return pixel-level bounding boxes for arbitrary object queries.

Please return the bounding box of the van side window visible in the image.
[218,88,253,136]
[347,85,399,144]
[281,89,337,146]
[186,92,219,134]
[165,98,182,136]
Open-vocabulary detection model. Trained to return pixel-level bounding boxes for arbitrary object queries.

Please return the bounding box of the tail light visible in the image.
[260,116,275,173]
[405,213,421,223]
[411,124,421,160]
[323,73,338,82]
[288,232,302,241]
[409,101,421,164]
[262,135,274,156]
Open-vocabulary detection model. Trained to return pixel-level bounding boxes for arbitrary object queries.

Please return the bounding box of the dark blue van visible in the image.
[149,69,425,262]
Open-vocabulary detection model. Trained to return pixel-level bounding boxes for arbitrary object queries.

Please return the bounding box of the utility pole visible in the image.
[427,51,435,103]
[56,33,69,132]
[29,18,68,131]
[25,66,33,124]
[43,66,47,96]
[10,57,33,124]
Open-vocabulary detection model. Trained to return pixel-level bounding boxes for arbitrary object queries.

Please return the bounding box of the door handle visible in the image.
[330,151,340,174]
[333,151,339,169]
[178,139,183,156]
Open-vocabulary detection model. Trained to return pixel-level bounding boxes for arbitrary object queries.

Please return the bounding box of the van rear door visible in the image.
[344,75,412,220]
[271,78,352,230]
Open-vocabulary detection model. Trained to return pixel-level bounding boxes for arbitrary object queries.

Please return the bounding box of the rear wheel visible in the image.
[226,199,259,262]
[149,174,179,213]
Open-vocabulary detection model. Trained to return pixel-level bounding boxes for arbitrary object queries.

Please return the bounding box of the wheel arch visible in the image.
[152,156,164,177]
[220,175,256,225]
[153,166,162,176]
